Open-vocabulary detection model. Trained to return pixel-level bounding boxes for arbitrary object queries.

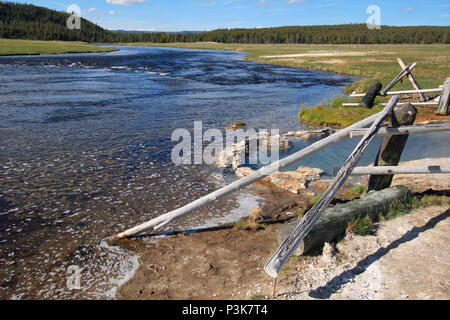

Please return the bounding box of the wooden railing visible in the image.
[109,95,449,278]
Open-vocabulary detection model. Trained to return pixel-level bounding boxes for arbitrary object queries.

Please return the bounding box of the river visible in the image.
[0,45,448,299]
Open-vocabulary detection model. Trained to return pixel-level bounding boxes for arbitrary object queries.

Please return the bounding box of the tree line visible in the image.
[1,2,449,44]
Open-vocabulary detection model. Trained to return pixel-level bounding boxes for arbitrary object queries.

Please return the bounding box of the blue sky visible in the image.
[9,0,450,31]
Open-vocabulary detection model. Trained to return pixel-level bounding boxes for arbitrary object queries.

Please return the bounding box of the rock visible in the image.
[284,128,336,141]
[320,242,336,266]
[214,132,292,168]
[261,133,292,152]
[296,166,325,180]
[267,166,325,194]
[267,171,309,194]
[215,140,246,169]
[235,167,255,178]
[235,165,325,194]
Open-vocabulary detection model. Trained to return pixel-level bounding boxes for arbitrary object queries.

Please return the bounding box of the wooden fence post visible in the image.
[381,63,416,96]
[264,96,399,278]
[109,111,384,241]
[436,78,450,115]
[368,103,417,191]
[360,82,382,108]
[397,58,428,102]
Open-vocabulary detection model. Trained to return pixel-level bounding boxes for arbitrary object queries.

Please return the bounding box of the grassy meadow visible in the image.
[120,42,450,127]
[0,39,117,56]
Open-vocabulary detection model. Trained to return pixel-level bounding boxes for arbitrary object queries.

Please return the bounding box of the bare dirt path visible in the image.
[277,205,450,300]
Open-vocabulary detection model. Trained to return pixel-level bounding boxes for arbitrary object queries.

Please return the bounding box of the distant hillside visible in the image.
[112,30,204,34]
[1,2,449,44]
[0,2,116,42]
[196,24,450,45]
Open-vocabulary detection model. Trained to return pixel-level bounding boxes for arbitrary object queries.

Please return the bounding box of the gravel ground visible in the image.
[276,205,450,300]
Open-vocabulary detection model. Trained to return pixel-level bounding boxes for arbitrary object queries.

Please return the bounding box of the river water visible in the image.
[0,46,448,299]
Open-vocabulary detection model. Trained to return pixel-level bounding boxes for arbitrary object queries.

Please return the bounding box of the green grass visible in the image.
[0,39,117,56]
[343,184,367,198]
[298,97,385,128]
[346,194,449,236]
[250,294,267,300]
[380,195,449,222]
[382,196,423,221]
[346,216,374,236]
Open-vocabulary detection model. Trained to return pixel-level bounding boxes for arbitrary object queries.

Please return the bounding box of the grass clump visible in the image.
[347,194,449,236]
[346,216,374,236]
[233,207,266,231]
[381,196,422,221]
[226,121,247,130]
[343,184,367,198]
[298,101,384,128]
[250,294,267,300]
[420,195,450,207]
[303,193,322,214]
[380,194,449,222]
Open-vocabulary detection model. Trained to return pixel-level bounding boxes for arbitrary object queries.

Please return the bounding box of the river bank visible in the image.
[0,39,117,56]
[115,158,450,300]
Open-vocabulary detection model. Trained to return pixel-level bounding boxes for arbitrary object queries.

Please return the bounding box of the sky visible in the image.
[7,0,450,31]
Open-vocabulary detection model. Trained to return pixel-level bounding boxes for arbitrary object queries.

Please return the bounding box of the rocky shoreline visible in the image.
[114,156,449,300]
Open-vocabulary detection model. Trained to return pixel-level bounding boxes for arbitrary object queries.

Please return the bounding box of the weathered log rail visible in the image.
[349,123,450,138]
[349,88,442,98]
[349,59,448,115]
[264,97,398,278]
[109,95,449,278]
[109,110,384,241]
[349,165,450,175]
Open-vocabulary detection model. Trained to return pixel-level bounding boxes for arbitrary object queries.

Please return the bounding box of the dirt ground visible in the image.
[116,159,450,300]
[277,205,450,300]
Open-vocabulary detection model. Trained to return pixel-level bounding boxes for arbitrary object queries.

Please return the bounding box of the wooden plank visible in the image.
[381,63,416,96]
[436,78,450,115]
[343,101,438,107]
[264,96,399,278]
[349,123,450,138]
[108,110,383,241]
[350,165,450,175]
[397,58,428,102]
[368,103,417,191]
[350,88,442,98]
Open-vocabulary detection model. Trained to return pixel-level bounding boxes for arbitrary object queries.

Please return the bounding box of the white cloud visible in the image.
[283,0,306,4]
[106,0,147,6]
[252,0,271,6]
[87,8,96,12]
[404,7,416,12]
[108,10,116,15]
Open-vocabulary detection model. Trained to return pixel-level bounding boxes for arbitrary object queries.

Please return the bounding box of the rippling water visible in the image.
[0,46,448,299]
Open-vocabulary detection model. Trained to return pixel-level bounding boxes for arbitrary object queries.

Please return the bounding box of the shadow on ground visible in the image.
[308,208,450,299]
